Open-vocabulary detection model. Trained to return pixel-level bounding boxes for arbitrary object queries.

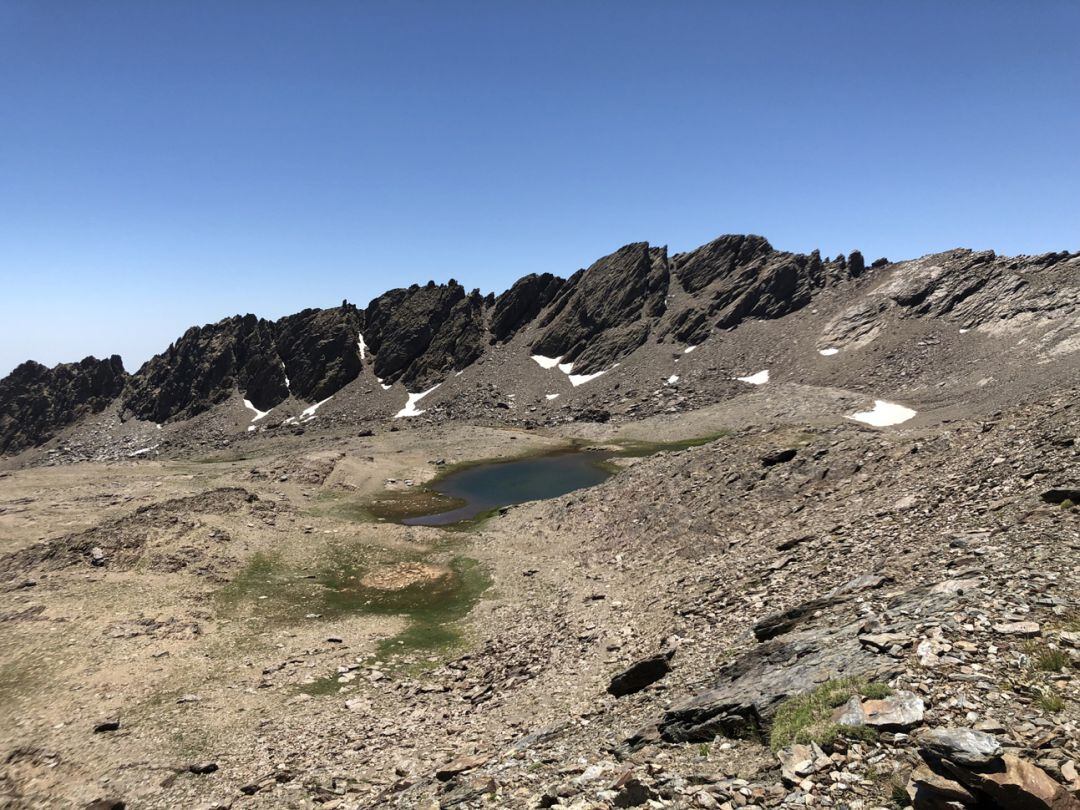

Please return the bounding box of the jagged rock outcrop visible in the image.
[531,242,669,373]
[660,235,858,344]
[0,355,127,454]
[122,305,364,423]
[276,305,363,402]
[489,273,564,343]
[363,281,486,389]
[122,315,282,422]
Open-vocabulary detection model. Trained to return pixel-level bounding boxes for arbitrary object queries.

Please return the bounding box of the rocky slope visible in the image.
[2,234,1078,459]
[0,355,126,454]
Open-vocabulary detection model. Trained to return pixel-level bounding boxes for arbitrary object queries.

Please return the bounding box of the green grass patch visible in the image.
[1027,643,1069,672]
[217,545,490,691]
[769,677,891,751]
[1038,689,1065,713]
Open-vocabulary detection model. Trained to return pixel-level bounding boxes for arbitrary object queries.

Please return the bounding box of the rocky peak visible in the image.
[530,242,670,373]
[363,281,486,389]
[121,305,365,423]
[0,355,127,454]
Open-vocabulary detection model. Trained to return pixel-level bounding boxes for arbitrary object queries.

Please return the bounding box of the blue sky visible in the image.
[2,1,1078,375]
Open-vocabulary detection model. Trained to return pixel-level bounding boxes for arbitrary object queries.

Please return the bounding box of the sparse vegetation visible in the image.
[1028,643,1068,672]
[769,677,891,751]
[1038,689,1065,713]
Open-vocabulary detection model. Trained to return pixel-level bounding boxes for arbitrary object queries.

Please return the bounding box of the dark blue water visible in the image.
[403,450,613,526]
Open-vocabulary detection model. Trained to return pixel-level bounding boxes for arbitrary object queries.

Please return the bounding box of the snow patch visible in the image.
[818,348,840,356]
[666,374,679,385]
[301,396,333,420]
[545,393,560,401]
[127,445,158,457]
[358,332,368,360]
[959,329,969,334]
[243,399,270,422]
[683,345,698,354]
[281,363,291,391]
[557,361,575,374]
[394,384,440,418]
[735,369,769,385]
[530,354,563,369]
[847,400,917,427]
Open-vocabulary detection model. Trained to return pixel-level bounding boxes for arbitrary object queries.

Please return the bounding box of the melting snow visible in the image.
[545,393,560,400]
[530,354,562,369]
[683,345,698,354]
[666,374,679,385]
[301,396,333,420]
[736,369,769,385]
[128,445,159,457]
[281,363,291,391]
[394,384,440,418]
[568,370,608,387]
[358,333,368,360]
[959,329,969,334]
[532,352,615,387]
[243,399,270,422]
[819,348,840,356]
[848,400,917,427]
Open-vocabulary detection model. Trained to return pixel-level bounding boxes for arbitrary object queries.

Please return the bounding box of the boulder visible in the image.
[607,650,675,697]
[916,727,1003,768]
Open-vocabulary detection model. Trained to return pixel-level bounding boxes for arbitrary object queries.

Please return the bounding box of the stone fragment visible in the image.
[916,727,1003,768]
[607,650,675,697]
[993,621,1040,637]
[860,691,924,730]
[436,754,488,782]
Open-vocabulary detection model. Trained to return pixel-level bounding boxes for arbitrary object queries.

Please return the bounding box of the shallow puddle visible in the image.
[403,450,615,526]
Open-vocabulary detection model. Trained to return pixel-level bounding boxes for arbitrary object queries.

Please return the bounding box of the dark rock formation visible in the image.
[0,355,127,454]
[276,305,363,402]
[363,281,486,389]
[531,243,669,373]
[607,650,675,697]
[662,235,853,344]
[122,305,364,423]
[490,273,564,343]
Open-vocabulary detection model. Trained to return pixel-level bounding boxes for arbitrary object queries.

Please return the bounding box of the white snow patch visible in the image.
[666,374,679,385]
[557,361,575,374]
[247,425,256,432]
[380,383,392,390]
[243,399,270,422]
[394,384,440,418]
[281,362,290,390]
[301,396,333,420]
[127,445,158,457]
[530,354,563,369]
[358,332,368,360]
[156,424,161,430]
[455,370,464,377]
[959,329,969,334]
[847,400,917,427]
[818,348,840,356]
[736,369,769,385]
[683,345,698,354]
[568,369,607,387]
[545,393,560,401]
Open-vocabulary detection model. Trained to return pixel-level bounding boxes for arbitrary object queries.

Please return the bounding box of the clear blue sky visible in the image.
[2,1,1078,376]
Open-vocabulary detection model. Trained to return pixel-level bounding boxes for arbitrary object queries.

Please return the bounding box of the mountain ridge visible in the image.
[2,233,1078,456]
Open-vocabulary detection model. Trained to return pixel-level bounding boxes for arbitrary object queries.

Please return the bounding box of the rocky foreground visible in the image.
[0,380,1076,809]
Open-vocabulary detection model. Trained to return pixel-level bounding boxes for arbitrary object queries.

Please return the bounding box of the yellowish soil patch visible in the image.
[360,561,452,591]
